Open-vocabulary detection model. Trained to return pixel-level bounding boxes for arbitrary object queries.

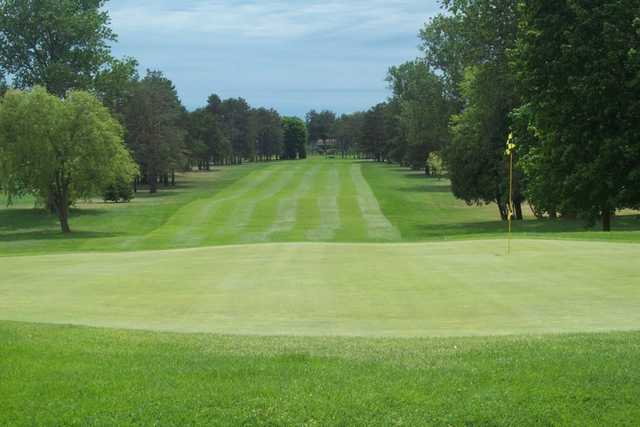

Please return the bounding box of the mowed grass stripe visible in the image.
[288,161,326,240]
[267,163,320,241]
[306,164,341,241]
[3,239,639,337]
[240,162,308,243]
[335,160,369,241]
[216,164,300,244]
[205,163,293,244]
[351,162,401,241]
[141,164,276,248]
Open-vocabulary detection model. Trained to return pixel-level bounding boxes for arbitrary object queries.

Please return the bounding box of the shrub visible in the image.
[103,178,134,203]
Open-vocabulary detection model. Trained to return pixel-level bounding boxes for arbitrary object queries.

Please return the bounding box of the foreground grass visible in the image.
[2,240,639,336]
[2,321,639,425]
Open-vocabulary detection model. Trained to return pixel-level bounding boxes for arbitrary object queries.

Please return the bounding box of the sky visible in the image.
[107,0,441,117]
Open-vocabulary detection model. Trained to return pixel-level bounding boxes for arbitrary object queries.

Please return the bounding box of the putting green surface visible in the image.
[2,239,639,337]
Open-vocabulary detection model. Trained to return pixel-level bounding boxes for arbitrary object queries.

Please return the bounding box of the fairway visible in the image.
[3,158,639,257]
[2,239,639,337]
[147,160,400,247]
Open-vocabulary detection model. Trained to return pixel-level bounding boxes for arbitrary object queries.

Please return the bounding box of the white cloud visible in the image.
[110,0,434,41]
[106,0,441,115]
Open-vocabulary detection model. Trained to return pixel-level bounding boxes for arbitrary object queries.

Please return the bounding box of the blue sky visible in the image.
[107,0,441,117]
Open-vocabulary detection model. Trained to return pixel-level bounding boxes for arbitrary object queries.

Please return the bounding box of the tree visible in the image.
[445,67,518,219]
[94,57,139,118]
[203,94,232,165]
[282,117,307,160]
[219,98,255,163]
[418,0,522,218]
[0,86,137,233]
[333,112,365,158]
[360,103,388,162]
[0,0,116,97]
[387,60,452,171]
[306,110,336,151]
[420,12,467,107]
[0,72,7,97]
[123,71,185,193]
[253,108,283,161]
[514,0,640,230]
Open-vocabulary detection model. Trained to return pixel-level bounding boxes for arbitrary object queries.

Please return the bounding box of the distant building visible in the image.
[315,138,337,155]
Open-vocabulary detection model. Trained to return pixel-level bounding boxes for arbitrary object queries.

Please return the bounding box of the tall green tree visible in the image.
[282,117,307,160]
[419,0,522,218]
[514,0,640,230]
[220,98,255,163]
[253,108,283,161]
[446,65,523,219]
[333,112,365,158]
[387,60,452,171]
[0,86,137,233]
[94,57,139,118]
[0,0,116,97]
[185,107,215,170]
[360,103,388,162]
[306,110,336,152]
[122,71,185,193]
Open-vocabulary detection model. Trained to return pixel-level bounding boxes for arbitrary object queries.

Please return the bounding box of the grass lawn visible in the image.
[1,240,639,337]
[362,161,640,242]
[2,157,640,424]
[2,158,639,257]
[2,321,640,426]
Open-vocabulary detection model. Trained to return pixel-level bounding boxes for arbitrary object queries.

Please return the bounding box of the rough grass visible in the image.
[2,321,640,426]
[362,161,640,242]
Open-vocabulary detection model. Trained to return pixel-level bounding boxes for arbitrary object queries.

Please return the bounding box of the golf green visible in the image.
[2,239,639,337]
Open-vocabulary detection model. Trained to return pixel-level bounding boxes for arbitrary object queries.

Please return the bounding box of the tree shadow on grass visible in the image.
[397,184,453,193]
[0,208,120,242]
[413,215,640,239]
[402,171,429,180]
[0,229,121,242]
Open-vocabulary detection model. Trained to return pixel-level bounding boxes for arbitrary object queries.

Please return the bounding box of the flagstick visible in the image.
[506,135,515,256]
[508,149,513,255]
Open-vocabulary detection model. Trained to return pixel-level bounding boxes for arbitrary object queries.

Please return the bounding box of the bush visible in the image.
[426,152,446,178]
[103,178,134,203]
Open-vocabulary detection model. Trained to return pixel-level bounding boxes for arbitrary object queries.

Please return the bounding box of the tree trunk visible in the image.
[498,203,508,221]
[149,172,158,194]
[58,201,71,233]
[54,188,71,234]
[514,202,523,221]
[602,209,612,232]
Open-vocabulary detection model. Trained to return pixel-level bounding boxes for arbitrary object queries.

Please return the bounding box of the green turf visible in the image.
[2,158,638,257]
[362,161,640,242]
[2,321,640,426]
[2,240,639,336]
[2,157,640,424]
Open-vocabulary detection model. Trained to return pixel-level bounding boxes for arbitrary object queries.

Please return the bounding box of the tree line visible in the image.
[0,0,307,232]
[305,0,640,231]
